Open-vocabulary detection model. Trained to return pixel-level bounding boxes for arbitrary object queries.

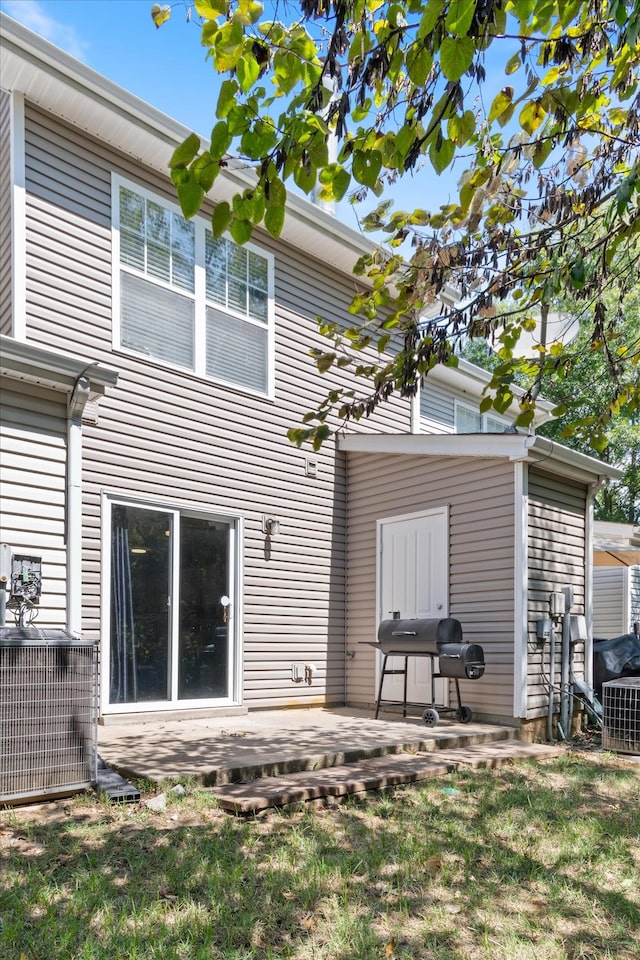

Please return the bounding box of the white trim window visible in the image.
[112,175,274,397]
[455,400,509,433]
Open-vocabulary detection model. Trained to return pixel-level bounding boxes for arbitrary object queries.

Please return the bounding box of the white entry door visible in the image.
[378,509,449,708]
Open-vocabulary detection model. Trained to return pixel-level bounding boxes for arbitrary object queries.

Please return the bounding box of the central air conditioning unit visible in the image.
[0,628,99,804]
[602,677,640,755]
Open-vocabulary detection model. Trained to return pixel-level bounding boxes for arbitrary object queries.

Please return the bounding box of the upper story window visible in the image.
[113,176,274,397]
[455,401,509,433]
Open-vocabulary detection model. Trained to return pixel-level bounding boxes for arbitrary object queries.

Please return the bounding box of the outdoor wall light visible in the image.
[263,516,281,536]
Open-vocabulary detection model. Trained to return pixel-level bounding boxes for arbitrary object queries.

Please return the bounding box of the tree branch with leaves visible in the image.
[154,0,640,451]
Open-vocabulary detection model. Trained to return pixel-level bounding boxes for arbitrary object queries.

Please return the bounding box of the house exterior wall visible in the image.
[0,89,12,335]
[593,567,628,637]
[20,102,411,711]
[419,380,456,433]
[593,566,640,637]
[526,468,588,718]
[0,377,67,626]
[632,567,640,631]
[344,452,517,722]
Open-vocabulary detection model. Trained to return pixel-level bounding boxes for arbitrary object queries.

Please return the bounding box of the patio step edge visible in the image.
[200,725,518,786]
[209,741,564,815]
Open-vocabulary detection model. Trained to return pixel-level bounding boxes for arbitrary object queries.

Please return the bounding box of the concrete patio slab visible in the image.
[98,707,517,785]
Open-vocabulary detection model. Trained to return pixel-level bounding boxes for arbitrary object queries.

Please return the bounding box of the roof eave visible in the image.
[0,335,119,395]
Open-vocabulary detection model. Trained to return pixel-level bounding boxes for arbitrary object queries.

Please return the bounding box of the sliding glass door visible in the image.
[108,502,236,709]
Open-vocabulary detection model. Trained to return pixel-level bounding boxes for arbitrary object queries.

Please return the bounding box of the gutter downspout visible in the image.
[584,476,608,691]
[67,367,95,635]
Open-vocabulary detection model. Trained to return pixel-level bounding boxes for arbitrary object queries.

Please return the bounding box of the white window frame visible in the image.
[100,492,244,715]
[454,399,509,434]
[111,173,275,399]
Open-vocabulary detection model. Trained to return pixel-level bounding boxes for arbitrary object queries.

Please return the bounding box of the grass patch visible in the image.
[1,749,638,959]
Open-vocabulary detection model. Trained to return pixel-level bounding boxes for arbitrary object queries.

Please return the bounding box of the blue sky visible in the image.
[0,0,221,133]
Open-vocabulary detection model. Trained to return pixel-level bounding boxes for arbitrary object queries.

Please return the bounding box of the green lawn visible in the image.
[1,749,638,959]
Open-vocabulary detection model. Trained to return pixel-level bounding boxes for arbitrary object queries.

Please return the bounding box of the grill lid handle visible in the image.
[391,630,417,636]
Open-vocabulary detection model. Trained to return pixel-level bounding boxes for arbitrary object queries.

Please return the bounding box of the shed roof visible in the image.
[338,432,622,485]
[593,520,640,567]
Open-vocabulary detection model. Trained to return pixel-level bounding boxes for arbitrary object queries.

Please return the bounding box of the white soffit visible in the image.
[0,13,373,278]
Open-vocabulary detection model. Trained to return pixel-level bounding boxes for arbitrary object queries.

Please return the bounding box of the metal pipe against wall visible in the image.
[548,623,556,742]
[560,609,571,738]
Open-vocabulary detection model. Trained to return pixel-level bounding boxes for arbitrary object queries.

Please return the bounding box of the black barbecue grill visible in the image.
[367,617,485,726]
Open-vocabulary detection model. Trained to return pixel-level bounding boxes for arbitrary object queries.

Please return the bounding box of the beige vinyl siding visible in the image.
[526,468,588,717]
[593,566,640,637]
[0,378,67,626]
[632,567,640,630]
[419,378,498,434]
[22,102,410,710]
[419,380,455,433]
[345,453,516,721]
[593,567,628,638]
[0,89,12,335]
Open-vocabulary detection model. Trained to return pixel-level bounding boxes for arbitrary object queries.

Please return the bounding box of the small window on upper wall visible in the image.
[455,401,509,433]
[113,176,274,397]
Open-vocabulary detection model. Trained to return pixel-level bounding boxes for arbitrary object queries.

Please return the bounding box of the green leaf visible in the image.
[532,137,553,169]
[151,4,171,28]
[266,176,286,208]
[352,149,382,188]
[316,352,336,374]
[311,425,331,451]
[445,0,476,36]
[273,49,301,95]
[428,136,455,174]
[505,52,521,75]
[447,110,475,146]
[440,36,474,81]
[177,178,205,219]
[191,152,219,191]
[169,133,201,169]
[488,88,513,124]
[264,203,285,238]
[570,258,586,289]
[216,79,238,119]
[294,159,316,193]
[210,121,231,161]
[211,201,232,237]
[287,427,312,447]
[589,433,608,454]
[318,164,351,202]
[515,409,535,428]
[195,0,228,17]
[236,53,260,94]
[213,20,244,72]
[519,99,546,134]
[229,217,253,245]
[234,0,263,25]
[406,44,432,86]
[418,0,445,37]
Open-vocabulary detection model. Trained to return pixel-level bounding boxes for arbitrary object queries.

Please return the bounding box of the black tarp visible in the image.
[593,634,640,696]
